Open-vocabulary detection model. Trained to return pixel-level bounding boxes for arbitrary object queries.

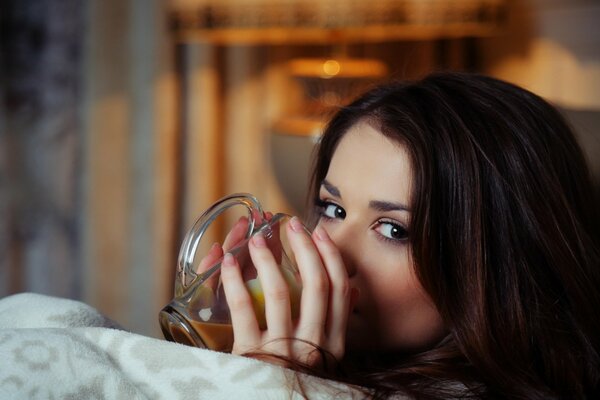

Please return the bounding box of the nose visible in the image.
[318,222,358,278]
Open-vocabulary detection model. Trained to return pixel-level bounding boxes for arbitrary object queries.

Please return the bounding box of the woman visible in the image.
[221,72,600,398]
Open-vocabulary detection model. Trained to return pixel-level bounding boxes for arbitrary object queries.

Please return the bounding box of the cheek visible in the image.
[362,252,446,350]
[384,283,445,350]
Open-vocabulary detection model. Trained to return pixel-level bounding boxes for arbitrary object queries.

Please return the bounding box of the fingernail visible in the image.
[210,242,221,252]
[314,226,329,241]
[223,252,234,266]
[251,233,267,247]
[289,216,304,233]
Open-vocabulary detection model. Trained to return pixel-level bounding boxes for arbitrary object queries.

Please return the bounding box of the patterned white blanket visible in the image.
[0,293,365,399]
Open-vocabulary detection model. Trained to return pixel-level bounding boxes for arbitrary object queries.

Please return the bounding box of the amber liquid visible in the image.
[188,320,234,352]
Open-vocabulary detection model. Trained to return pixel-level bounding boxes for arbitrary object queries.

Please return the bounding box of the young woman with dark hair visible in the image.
[220,72,600,398]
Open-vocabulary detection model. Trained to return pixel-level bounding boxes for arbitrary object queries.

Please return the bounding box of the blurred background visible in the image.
[1,0,598,338]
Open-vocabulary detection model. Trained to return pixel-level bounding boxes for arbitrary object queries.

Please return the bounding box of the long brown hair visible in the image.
[309,72,600,398]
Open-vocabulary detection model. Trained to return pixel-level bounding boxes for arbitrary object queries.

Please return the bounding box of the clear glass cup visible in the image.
[159,193,303,352]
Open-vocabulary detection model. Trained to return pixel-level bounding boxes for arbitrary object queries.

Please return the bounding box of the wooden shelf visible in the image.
[169,0,507,45]
[171,22,503,45]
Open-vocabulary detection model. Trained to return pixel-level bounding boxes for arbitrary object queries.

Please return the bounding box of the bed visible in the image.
[0,293,366,399]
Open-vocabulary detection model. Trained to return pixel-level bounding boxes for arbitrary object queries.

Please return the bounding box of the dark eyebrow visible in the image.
[322,179,409,212]
[321,179,341,197]
[369,200,410,213]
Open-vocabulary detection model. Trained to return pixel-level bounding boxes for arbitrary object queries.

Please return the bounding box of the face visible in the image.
[316,121,446,353]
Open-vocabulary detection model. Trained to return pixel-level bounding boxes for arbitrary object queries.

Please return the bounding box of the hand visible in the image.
[220,216,354,370]
[195,213,272,289]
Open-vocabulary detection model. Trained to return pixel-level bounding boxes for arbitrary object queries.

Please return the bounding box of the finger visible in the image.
[250,208,266,226]
[196,242,223,274]
[312,225,351,356]
[249,232,293,339]
[221,252,261,352]
[223,216,249,252]
[196,242,224,291]
[265,216,283,265]
[287,217,329,341]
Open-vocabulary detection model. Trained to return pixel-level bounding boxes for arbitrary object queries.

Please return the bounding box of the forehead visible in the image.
[325,121,412,203]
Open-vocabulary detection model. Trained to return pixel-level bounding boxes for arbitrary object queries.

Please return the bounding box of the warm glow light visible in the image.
[322,59,341,78]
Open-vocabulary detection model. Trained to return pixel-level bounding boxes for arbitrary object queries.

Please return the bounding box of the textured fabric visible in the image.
[0,293,365,399]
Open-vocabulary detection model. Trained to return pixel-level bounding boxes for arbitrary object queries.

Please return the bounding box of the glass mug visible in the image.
[159,193,303,352]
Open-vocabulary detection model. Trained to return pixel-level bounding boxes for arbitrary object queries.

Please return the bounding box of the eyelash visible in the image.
[376,218,409,245]
[315,198,344,221]
[314,198,409,246]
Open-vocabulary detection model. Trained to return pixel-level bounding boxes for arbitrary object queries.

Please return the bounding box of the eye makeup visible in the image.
[373,219,409,246]
[314,198,346,221]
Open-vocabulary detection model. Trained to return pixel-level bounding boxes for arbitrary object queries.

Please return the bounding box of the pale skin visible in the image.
[220,121,446,368]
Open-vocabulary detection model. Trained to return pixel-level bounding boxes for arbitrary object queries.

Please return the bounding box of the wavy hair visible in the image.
[309,72,600,398]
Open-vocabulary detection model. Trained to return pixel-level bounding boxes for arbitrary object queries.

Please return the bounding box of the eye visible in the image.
[375,220,408,243]
[315,199,346,220]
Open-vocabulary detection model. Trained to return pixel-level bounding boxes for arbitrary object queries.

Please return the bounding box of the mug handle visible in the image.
[176,193,264,294]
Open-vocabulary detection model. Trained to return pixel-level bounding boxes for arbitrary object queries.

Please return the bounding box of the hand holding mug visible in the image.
[221,216,354,370]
